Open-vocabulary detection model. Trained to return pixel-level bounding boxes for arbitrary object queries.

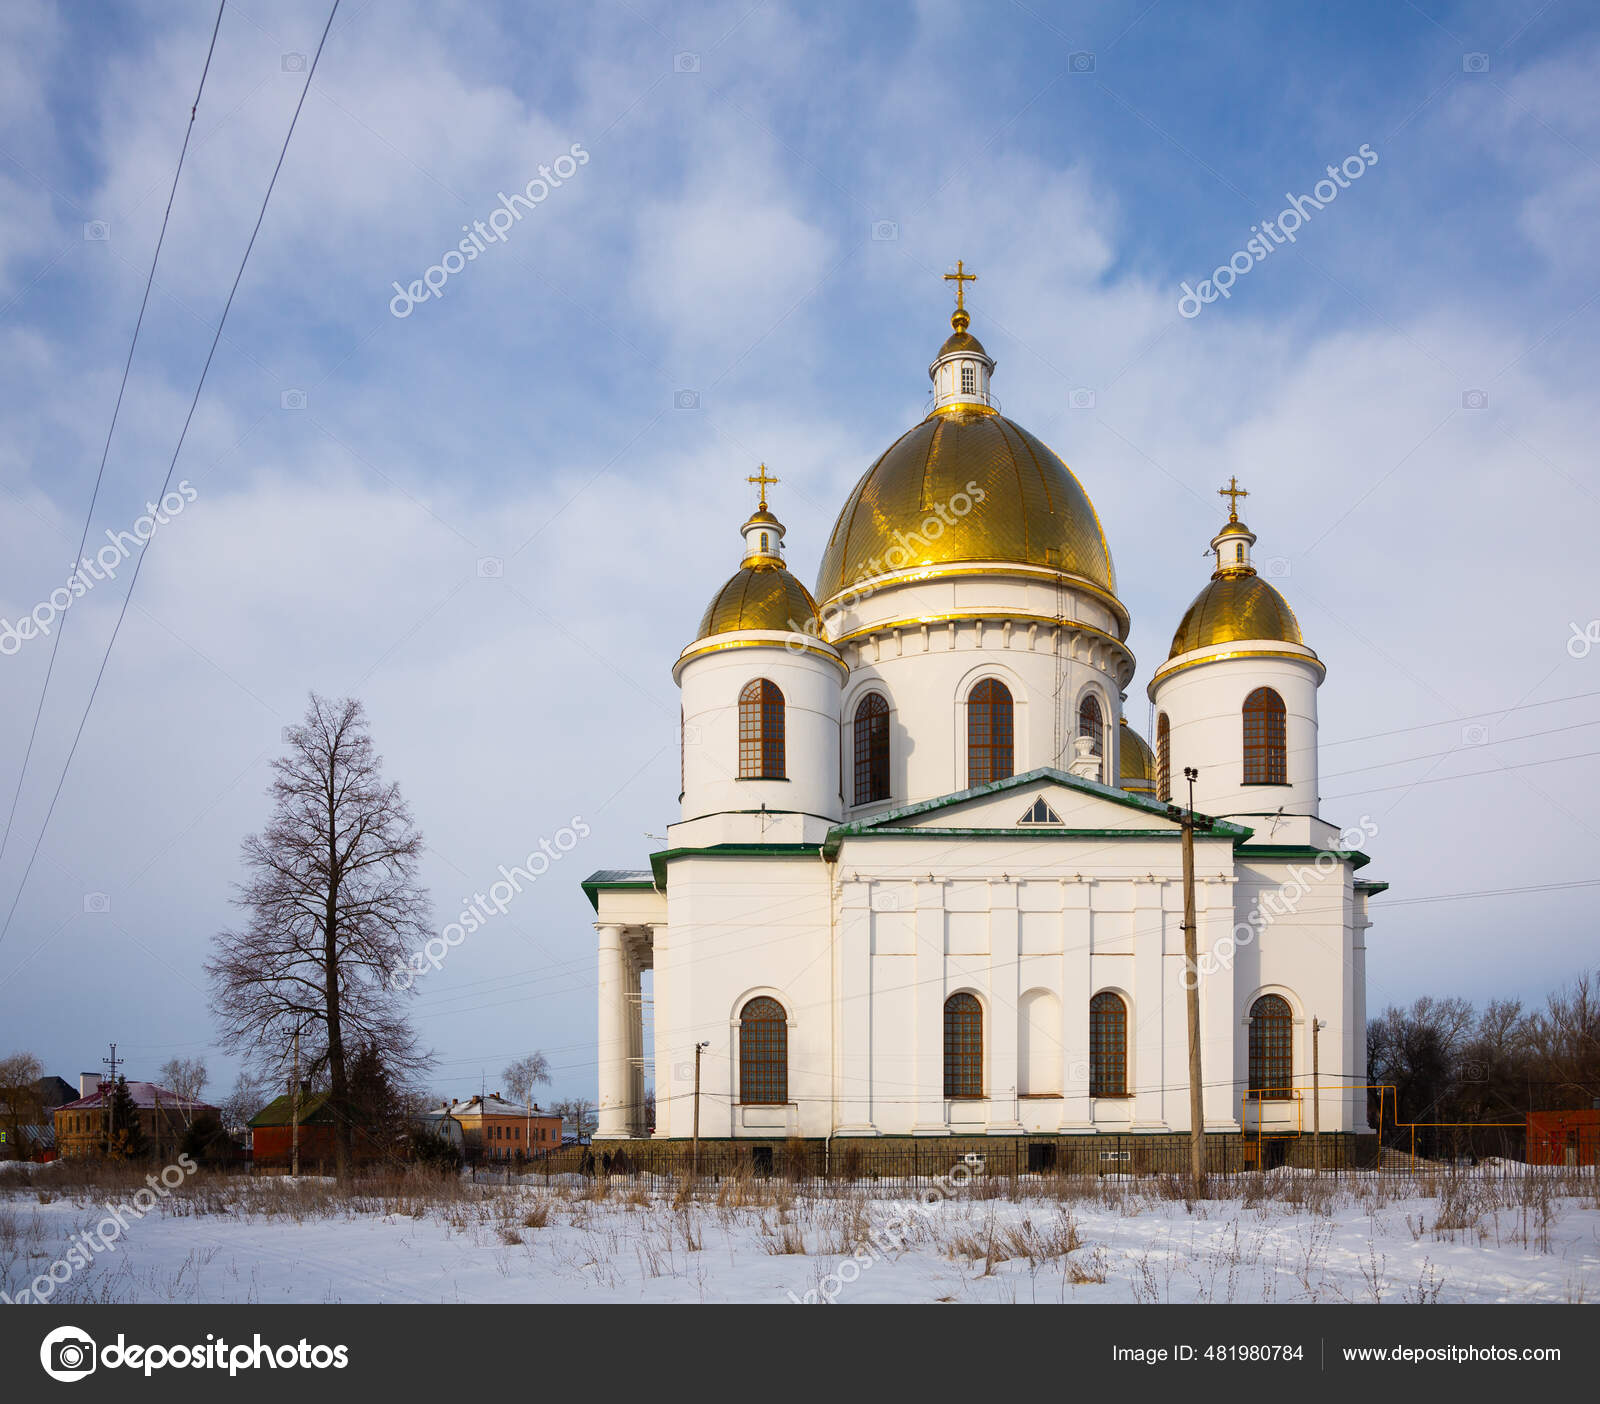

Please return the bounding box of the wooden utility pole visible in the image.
[1180,768,1206,1186]
[102,1043,121,1144]
[1312,1017,1325,1171]
[290,1026,301,1178]
[691,1040,709,1178]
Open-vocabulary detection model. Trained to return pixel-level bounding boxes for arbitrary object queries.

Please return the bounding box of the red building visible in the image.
[249,1091,342,1172]
[1526,1109,1600,1166]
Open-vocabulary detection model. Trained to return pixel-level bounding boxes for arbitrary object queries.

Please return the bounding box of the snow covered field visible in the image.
[2,1166,1596,1305]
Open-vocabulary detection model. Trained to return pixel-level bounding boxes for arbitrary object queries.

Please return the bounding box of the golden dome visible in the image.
[696,561,821,640]
[1118,719,1156,794]
[814,408,1121,617]
[1168,572,1304,658]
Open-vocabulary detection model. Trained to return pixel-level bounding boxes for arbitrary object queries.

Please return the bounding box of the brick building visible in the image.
[52,1075,216,1159]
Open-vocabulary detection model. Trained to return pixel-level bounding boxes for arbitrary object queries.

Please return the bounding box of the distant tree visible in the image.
[159,1057,210,1127]
[502,1053,551,1109]
[0,1052,43,1159]
[552,1097,597,1141]
[180,1110,232,1166]
[218,1069,271,1133]
[1526,972,1600,1106]
[99,1077,148,1160]
[206,694,433,1180]
[643,1089,656,1136]
[346,1042,410,1164]
[409,1126,462,1175]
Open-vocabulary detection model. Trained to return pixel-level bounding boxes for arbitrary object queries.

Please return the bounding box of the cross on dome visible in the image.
[747,464,780,511]
[1218,476,1249,522]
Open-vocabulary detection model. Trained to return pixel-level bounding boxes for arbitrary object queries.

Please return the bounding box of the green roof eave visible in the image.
[1355,878,1389,894]
[579,876,658,912]
[648,842,823,888]
[1240,844,1373,871]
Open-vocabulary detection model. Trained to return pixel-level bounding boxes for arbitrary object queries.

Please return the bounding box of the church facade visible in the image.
[584,277,1383,1153]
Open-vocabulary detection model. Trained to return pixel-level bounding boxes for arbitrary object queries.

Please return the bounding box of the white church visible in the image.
[583,270,1383,1162]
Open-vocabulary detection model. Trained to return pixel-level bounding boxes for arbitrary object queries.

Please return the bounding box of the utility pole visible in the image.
[102,1043,121,1145]
[290,1026,301,1178]
[1179,767,1206,1186]
[1312,1017,1326,1172]
[691,1041,709,1178]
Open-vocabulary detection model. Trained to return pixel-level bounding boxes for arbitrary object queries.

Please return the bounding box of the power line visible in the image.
[0,1,226,868]
[0,0,343,950]
[1322,746,1600,799]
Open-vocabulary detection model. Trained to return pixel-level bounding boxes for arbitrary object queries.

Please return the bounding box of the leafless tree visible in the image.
[0,1052,43,1159]
[158,1057,209,1127]
[218,1069,271,1133]
[206,694,432,1178]
[502,1053,551,1109]
[552,1096,596,1142]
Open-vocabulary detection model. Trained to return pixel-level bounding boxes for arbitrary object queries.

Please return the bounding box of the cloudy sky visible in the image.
[1,0,1597,1106]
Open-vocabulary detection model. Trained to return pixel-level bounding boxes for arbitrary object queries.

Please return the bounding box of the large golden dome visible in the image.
[814,406,1119,614]
[1168,572,1304,658]
[696,561,820,640]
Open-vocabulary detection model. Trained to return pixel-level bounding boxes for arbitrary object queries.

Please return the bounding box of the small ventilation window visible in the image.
[1019,796,1062,825]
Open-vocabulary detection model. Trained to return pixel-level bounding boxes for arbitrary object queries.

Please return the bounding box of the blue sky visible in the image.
[2,0,1597,1105]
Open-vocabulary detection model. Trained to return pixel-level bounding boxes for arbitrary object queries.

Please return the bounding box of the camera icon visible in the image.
[674,389,700,410]
[1461,389,1488,410]
[675,52,701,73]
[1068,386,1096,410]
[1461,1058,1488,1082]
[1463,52,1490,73]
[83,221,110,241]
[41,1327,97,1381]
[280,725,297,743]
[1070,51,1096,73]
[871,219,899,241]
[1461,723,1489,746]
[673,1061,694,1081]
[1263,556,1291,578]
[477,556,504,579]
[677,722,701,745]
[282,52,307,73]
[83,892,110,914]
[280,389,307,410]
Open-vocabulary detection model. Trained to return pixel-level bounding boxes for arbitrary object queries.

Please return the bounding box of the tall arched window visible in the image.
[1156,713,1171,801]
[961,363,976,394]
[1089,991,1128,1097]
[1242,687,1287,785]
[967,679,1014,787]
[852,692,890,805]
[943,993,983,1098]
[739,996,788,1104]
[739,678,785,779]
[1078,692,1104,777]
[1248,994,1293,1100]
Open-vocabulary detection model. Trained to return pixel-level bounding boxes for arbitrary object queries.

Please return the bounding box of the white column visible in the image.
[987,880,1023,1133]
[650,927,672,1138]
[1058,879,1093,1129]
[626,955,643,1136]
[911,878,948,1134]
[835,882,877,1134]
[595,923,631,1140]
[1200,878,1241,1130]
[1132,879,1169,1129]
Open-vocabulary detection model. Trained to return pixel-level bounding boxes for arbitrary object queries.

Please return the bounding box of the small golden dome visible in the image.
[1168,572,1305,658]
[815,410,1121,618]
[1118,718,1156,794]
[696,562,821,640]
[938,326,989,358]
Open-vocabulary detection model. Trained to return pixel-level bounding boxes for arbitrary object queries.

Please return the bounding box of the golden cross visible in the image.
[747,464,780,510]
[943,259,977,311]
[1218,476,1248,521]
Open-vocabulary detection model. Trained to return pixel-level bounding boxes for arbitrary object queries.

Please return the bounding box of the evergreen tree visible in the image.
[99,1077,148,1160]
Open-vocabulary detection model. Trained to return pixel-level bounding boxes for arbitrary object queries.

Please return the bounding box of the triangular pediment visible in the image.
[824,769,1252,853]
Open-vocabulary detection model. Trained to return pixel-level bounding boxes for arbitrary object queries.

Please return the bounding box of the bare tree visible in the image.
[206,694,432,1179]
[0,1052,43,1160]
[502,1053,551,1108]
[552,1096,596,1142]
[218,1069,271,1134]
[158,1057,210,1127]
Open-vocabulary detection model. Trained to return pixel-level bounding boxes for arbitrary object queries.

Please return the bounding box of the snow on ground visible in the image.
[1,1168,1596,1305]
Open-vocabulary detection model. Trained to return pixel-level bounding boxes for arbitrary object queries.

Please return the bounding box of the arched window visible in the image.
[943,993,983,1098]
[1249,994,1293,1100]
[739,996,788,1104]
[1078,693,1104,777]
[967,679,1014,787]
[852,692,890,805]
[1242,687,1287,785]
[1089,992,1128,1097]
[961,362,976,395]
[1156,712,1171,802]
[739,679,785,779]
